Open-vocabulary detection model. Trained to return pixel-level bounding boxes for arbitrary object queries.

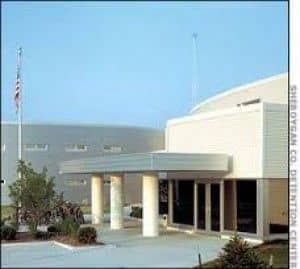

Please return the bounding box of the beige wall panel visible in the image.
[263,104,288,178]
[167,108,262,178]
[224,180,236,230]
[268,179,288,225]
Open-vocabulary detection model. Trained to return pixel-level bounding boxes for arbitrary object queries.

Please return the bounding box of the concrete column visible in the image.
[224,180,237,231]
[91,174,104,225]
[257,179,270,239]
[220,180,224,233]
[110,175,124,230]
[143,173,159,237]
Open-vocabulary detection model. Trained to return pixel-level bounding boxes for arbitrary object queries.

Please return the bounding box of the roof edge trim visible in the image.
[190,72,288,114]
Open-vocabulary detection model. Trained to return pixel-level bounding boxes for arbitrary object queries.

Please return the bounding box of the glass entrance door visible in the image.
[197,183,206,229]
[211,183,220,231]
[236,180,257,233]
[173,180,194,226]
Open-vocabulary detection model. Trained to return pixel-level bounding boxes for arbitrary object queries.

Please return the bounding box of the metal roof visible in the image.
[190,73,287,114]
[1,121,162,131]
[60,152,229,174]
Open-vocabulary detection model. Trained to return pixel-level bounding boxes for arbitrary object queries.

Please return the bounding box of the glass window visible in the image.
[237,180,257,233]
[237,98,261,107]
[65,179,87,186]
[197,183,206,229]
[159,180,168,215]
[173,180,194,226]
[211,184,220,231]
[65,144,87,152]
[25,144,48,151]
[103,145,122,153]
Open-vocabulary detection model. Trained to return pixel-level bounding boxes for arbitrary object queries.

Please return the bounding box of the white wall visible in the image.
[191,73,287,114]
[166,105,263,178]
[262,103,288,178]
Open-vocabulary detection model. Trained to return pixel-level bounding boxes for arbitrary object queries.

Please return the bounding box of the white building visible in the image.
[60,73,288,242]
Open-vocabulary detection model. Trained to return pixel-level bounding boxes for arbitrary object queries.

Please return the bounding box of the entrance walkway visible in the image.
[2,220,227,267]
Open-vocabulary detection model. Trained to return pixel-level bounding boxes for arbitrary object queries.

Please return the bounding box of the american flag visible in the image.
[14,48,22,112]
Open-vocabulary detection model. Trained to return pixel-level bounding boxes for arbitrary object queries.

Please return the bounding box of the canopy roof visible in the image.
[60,152,229,174]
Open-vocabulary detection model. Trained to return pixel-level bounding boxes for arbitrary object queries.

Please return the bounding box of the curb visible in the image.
[1,240,55,247]
[2,240,117,251]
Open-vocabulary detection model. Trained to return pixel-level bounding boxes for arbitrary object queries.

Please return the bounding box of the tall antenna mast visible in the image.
[192,32,199,108]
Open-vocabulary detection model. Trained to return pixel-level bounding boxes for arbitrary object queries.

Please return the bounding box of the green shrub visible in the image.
[77,227,97,244]
[10,221,19,231]
[59,217,80,238]
[0,217,10,227]
[28,221,38,235]
[8,161,57,231]
[34,231,51,240]
[1,225,17,240]
[215,234,267,269]
[130,206,142,218]
[47,224,62,234]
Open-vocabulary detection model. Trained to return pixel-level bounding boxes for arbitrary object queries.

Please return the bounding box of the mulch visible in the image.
[1,232,44,244]
[52,235,103,247]
[1,232,103,247]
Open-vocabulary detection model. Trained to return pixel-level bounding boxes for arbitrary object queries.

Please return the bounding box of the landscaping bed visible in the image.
[52,235,103,247]
[1,231,103,247]
[253,240,288,269]
[2,218,100,247]
[202,239,288,269]
[1,232,44,244]
[1,161,101,248]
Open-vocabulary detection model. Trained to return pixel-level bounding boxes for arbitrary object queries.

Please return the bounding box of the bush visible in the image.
[130,206,142,218]
[28,221,38,235]
[59,217,80,238]
[77,227,97,244]
[215,234,267,269]
[8,161,58,231]
[0,217,10,227]
[1,225,17,240]
[47,224,62,234]
[10,221,19,231]
[34,231,51,240]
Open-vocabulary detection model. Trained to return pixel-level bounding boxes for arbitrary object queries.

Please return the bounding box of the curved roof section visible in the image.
[190,73,288,114]
[1,121,162,132]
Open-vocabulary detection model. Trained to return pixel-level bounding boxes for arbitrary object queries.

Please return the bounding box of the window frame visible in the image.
[65,179,88,186]
[103,144,122,153]
[25,143,48,151]
[65,144,88,152]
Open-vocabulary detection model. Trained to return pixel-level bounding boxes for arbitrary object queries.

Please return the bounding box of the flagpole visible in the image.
[16,47,23,224]
[17,47,23,164]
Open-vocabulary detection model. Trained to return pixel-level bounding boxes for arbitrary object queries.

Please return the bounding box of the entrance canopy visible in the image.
[60,152,229,174]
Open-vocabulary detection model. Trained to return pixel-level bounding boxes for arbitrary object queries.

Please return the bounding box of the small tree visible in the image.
[8,160,57,232]
[215,234,267,269]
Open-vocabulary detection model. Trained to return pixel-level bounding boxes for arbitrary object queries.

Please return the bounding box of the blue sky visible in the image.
[1,2,288,128]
